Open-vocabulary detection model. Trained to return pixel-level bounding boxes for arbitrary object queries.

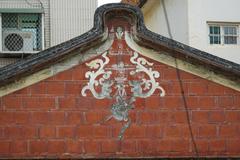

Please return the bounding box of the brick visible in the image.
[55,71,72,81]
[12,87,30,95]
[46,82,65,95]
[72,67,85,80]
[225,111,240,123]
[0,141,10,155]
[195,140,209,152]
[93,126,110,138]
[138,111,156,124]
[22,126,37,139]
[65,83,81,95]
[163,68,178,80]
[93,99,111,109]
[192,111,209,123]
[156,140,171,152]
[0,112,14,124]
[207,83,225,95]
[199,97,216,108]
[209,139,225,152]
[57,126,75,138]
[145,96,160,109]
[219,125,239,137]
[169,82,188,95]
[40,126,56,138]
[39,97,55,109]
[59,96,76,109]
[155,111,170,124]
[164,96,184,108]
[125,125,145,138]
[209,111,225,123]
[13,112,30,124]
[31,112,49,124]
[137,140,158,154]
[188,82,207,95]
[30,82,46,95]
[4,126,36,139]
[165,125,182,138]
[77,97,93,110]
[186,96,199,108]
[48,140,65,154]
[66,112,83,124]
[121,140,136,154]
[10,140,27,153]
[171,111,188,123]
[101,140,118,153]
[84,140,100,154]
[198,125,217,138]
[171,139,189,152]
[146,125,163,138]
[76,126,93,138]
[66,140,83,154]
[227,139,240,153]
[218,96,234,108]
[134,98,145,110]
[24,97,54,110]
[85,111,102,124]
[2,96,22,109]
[48,112,65,125]
[234,96,240,108]
[23,97,39,108]
[29,140,47,154]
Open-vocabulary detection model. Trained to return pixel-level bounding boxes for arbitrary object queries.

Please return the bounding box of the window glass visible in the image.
[209,26,221,44]
[223,26,237,44]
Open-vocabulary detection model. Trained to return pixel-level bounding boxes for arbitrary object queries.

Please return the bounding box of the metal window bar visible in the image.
[209,25,221,44]
[0,0,43,52]
[2,13,42,52]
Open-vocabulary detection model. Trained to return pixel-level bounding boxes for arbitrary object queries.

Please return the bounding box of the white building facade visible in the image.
[141,0,240,64]
[0,0,97,67]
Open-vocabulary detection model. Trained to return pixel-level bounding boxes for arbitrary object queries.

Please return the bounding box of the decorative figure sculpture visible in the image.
[81,26,165,140]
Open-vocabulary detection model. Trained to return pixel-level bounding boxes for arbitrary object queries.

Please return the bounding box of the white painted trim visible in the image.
[0,13,2,52]
[41,13,45,50]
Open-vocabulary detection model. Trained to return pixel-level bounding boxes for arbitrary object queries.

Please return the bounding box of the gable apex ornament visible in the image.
[81,26,165,140]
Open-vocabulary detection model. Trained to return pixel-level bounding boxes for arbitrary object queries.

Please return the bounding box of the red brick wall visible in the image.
[0,18,239,158]
[0,60,239,158]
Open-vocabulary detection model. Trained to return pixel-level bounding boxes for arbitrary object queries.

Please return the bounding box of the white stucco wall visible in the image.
[142,0,240,64]
[50,0,97,46]
[188,0,240,64]
[142,0,189,44]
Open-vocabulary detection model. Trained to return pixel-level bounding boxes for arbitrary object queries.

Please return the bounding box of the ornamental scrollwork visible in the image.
[81,26,165,140]
[81,52,113,99]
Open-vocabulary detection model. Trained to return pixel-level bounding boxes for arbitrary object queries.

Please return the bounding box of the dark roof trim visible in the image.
[138,0,147,8]
[0,3,239,87]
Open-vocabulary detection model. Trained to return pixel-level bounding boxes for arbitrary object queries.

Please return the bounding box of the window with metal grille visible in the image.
[1,13,42,52]
[209,24,239,45]
[223,26,238,44]
[209,26,221,44]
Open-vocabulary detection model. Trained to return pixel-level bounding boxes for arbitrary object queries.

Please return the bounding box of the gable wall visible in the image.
[0,57,239,158]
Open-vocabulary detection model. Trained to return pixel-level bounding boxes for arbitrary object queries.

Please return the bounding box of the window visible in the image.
[1,13,42,52]
[209,26,221,44]
[223,26,237,44]
[209,24,239,45]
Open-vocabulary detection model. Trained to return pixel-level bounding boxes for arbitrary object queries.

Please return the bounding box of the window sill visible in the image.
[0,51,40,58]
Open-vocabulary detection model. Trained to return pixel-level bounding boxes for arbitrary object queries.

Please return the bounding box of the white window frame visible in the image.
[0,12,44,53]
[208,23,239,45]
[0,13,2,52]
